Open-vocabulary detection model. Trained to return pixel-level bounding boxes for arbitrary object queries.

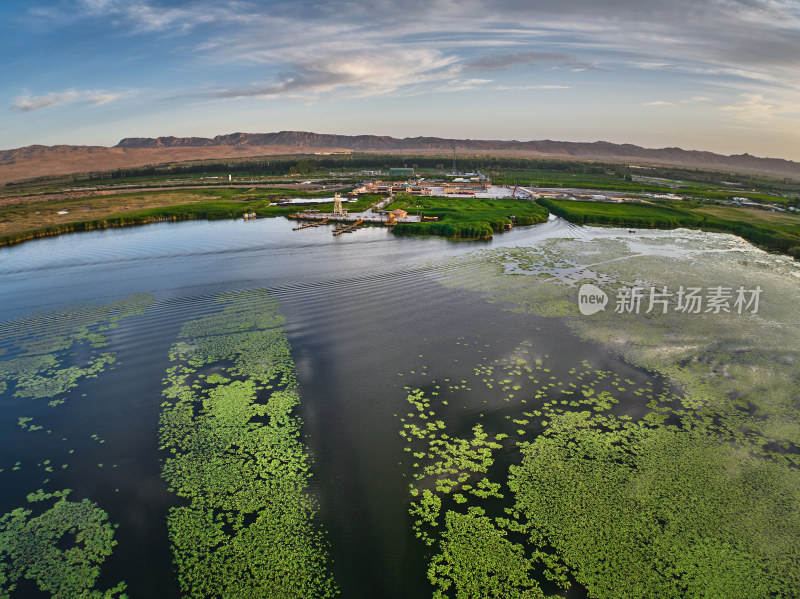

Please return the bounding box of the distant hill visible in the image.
[2,131,799,185]
[112,132,800,176]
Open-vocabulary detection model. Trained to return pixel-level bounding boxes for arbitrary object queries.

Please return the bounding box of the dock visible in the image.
[332,220,364,236]
[292,219,329,230]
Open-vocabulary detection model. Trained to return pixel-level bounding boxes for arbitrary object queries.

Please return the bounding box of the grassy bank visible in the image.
[538,198,800,257]
[0,189,379,247]
[3,185,797,251]
[387,195,549,240]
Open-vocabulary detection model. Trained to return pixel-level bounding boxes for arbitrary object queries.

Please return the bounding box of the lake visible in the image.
[2,216,798,598]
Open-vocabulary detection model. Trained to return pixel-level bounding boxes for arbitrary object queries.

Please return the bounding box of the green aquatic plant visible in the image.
[421,235,800,596]
[428,508,547,599]
[0,294,154,401]
[399,383,550,595]
[0,294,153,596]
[159,289,337,598]
[0,490,125,598]
[509,408,800,597]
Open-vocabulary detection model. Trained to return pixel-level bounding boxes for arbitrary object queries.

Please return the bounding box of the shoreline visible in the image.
[1,193,797,258]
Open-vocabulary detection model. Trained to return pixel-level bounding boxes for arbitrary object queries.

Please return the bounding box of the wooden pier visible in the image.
[292,219,329,230]
[332,220,364,236]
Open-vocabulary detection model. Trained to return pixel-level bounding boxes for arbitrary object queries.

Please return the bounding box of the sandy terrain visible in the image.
[0,145,359,186]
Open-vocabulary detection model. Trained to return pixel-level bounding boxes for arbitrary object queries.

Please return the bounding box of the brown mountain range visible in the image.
[1,131,799,185]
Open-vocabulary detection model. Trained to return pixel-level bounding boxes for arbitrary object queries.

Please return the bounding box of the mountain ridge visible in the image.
[2,131,799,184]
[112,131,798,173]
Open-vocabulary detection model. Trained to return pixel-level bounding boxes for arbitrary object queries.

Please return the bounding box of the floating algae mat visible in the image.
[0,295,154,597]
[0,294,153,404]
[403,228,800,597]
[0,489,126,598]
[159,290,336,597]
[1,288,337,598]
[397,343,800,597]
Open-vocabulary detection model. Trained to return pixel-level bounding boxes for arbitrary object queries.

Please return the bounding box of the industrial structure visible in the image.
[332,192,347,216]
[354,180,491,196]
[353,181,433,196]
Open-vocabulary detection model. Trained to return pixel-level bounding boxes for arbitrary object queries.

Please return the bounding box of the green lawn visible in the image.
[386,195,549,239]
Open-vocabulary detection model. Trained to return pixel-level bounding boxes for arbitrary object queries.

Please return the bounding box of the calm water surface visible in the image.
[0,217,650,598]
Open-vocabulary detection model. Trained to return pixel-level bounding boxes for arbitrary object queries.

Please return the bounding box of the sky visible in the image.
[2,0,800,160]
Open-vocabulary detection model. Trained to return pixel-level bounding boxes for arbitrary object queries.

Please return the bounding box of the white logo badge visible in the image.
[578,284,608,315]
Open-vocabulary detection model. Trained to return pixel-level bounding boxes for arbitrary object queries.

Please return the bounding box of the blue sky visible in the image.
[2,0,800,160]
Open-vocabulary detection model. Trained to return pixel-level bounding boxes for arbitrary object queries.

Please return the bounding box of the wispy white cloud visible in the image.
[681,95,712,104]
[10,0,800,155]
[720,93,800,123]
[85,90,133,105]
[81,0,115,12]
[425,78,493,94]
[181,47,461,101]
[494,84,570,90]
[79,0,250,33]
[465,51,570,71]
[464,50,604,73]
[71,0,800,101]
[67,1,800,77]
[11,89,134,112]
[12,90,81,112]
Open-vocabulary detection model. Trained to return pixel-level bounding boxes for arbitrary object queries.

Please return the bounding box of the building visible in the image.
[442,182,487,194]
[403,186,433,196]
[389,167,414,177]
[354,181,432,196]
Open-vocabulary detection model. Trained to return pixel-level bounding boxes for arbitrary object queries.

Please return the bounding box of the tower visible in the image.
[333,192,345,216]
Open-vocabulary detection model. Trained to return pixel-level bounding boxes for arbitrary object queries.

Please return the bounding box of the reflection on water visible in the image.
[1,216,795,598]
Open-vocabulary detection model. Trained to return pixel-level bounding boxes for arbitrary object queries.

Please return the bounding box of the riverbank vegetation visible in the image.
[537,198,800,256]
[0,188,378,247]
[2,151,799,247]
[387,196,549,239]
